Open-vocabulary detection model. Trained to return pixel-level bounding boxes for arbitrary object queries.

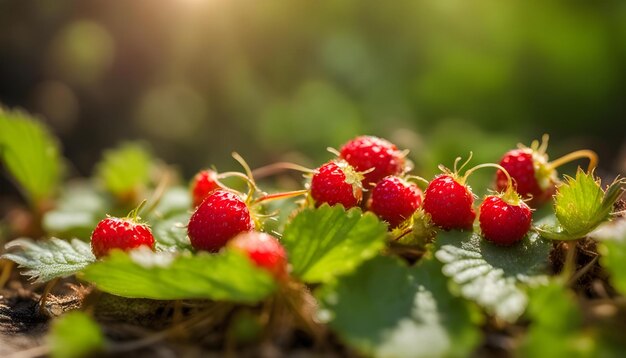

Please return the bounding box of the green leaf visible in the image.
[0,108,63,206]
[434,230,550,322]
[2,238,95,283]
[318,256,480,358]
[593,218,626,295]
[81,248,276,302]
[519,283,594,357]
[49,311,104,358]
[43,183,111,239]
[151,211,192,252]
[148,187,191,219]
[539,170,625,240]
[94,142,152,197]
[281,205,387,284]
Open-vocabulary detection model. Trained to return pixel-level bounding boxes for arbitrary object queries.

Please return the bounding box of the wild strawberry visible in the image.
[190,169,222,207]
[91,217,155,258]
[423,175,476,230]
[229,232,288,279]
[369,176,423,228]
[495,136,597,207]
[187,190,254,252]
[310,160,363,208]
[479,195,532,246]
[339,136,405,188]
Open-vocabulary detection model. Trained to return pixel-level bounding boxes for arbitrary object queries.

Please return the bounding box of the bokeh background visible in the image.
[1,0,625,189]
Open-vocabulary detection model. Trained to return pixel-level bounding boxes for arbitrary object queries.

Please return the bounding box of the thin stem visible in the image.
[568,254,598,286]
[141,170,172,217]
[464,163,513,189]
[326,147,341,157]
[562,241,578,281]
[231,152,256,200]
[253,190,309,205]
[38,277,60,316]
[404,175,429,187]
[217,172,261,197]
[0,260,14,288]
[251,162,314,179]
[548,149,598,172]
[455,152,474,173]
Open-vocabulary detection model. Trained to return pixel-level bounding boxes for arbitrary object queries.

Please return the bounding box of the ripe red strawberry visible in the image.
[495,148,556,206]
[479,195,532,246]
[190,169,222,207]
[91,217,155,258]
[188,190,254,252]
[369,176,423,228]
[423,175,476,230]
[229,232,288,279]
[310,160,363,208]
[339,136,405,188]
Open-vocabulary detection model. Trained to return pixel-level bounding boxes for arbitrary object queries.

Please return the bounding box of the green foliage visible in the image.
[318,256,480,358]
[49,311,105,358]
[537,170,624,240]
[94,142,152,198]
[81,248,276,302]
[2,238,95,283]
[0,108,63,206]
[43,183,111,238]
[434,230,551,322]
[151,211,192,252]
[148,187,191,218]
[593,219,626,295]
[519,283,593,358]
[281,205,387,284]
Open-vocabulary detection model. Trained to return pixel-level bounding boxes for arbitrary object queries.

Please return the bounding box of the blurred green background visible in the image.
[1,0,625,186]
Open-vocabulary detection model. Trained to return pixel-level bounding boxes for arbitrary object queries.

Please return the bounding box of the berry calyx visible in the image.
[423,174,476,230]
[339,136,406,188]
[479,195,532,246]
[229,232,288,280]
[496,136,598,206]
[188,190,255,252]
[91,217,155,258]
[369,176,423,228]
[190,169,222,208]
[310,160,363,208]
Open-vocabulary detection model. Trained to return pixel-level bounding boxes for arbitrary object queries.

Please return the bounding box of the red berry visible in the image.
[310,160,363,208]
[190,169,222,208]
[229,232,288,279]
[496,149,556,206]
[339,136,405,188]
[479,195,532,246]
[188,190,254,252]
[91,217,155,258]
[423,175,476,230]
[369,176,423,228]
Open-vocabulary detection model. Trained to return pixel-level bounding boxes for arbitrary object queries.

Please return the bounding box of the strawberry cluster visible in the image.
[89,134,597,277]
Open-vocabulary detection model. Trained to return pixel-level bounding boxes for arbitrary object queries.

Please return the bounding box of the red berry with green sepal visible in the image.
[369,176,422,228]
[91,217,155,258]
[339,136,405,188]
[423,175,476,230]
[229,232,288,280]
[188,190,254,252]
[495,148,556,206]
[479,194,532,246]
[190,169,222,208]
[310,160,363,208]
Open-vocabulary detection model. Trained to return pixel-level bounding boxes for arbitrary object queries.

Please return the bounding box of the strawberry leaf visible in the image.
[281,205,387,284]
[434,230,550,322]
[592,218,626,295]
[151,211,192,252]
[318,256,480,358]
[49,311,104,358]
[94,142,152,198]
[81,248,276,302]
[0,108,63,206]
[43,183,111,239]
[537,170,625,240]
[2,238,96,283]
